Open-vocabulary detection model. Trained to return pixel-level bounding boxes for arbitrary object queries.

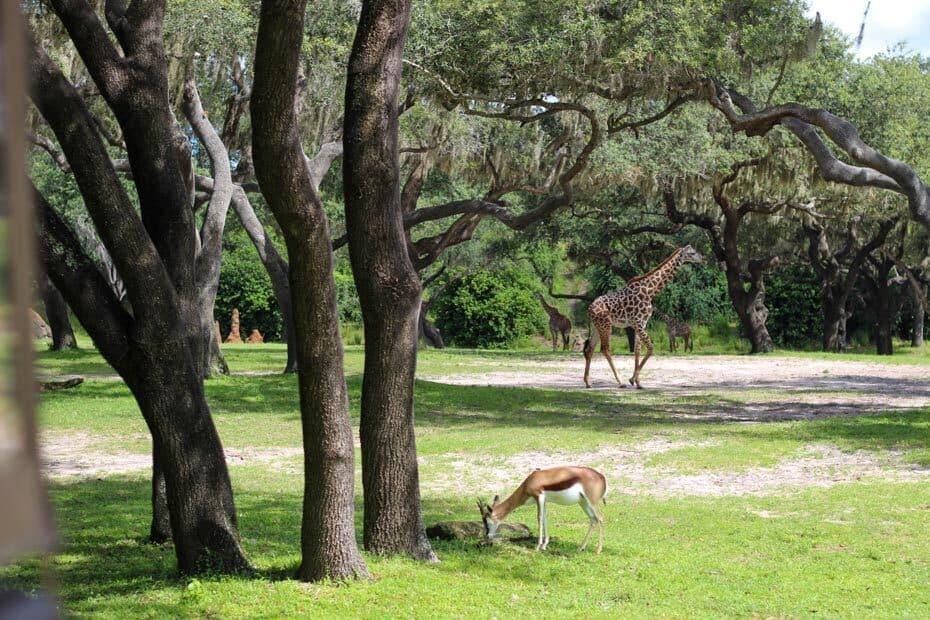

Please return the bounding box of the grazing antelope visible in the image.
[478,465,607,553]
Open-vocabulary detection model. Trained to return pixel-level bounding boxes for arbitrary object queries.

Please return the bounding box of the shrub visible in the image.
[216,235,282,341]
[765,265,821,349]
[433,269,545,348]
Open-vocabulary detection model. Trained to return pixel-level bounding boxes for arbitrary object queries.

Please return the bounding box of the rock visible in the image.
[225,308,243,343]
[39,377,83,392]
[426,521,532,541]
[30,310,51,340]
[245,329,264,344]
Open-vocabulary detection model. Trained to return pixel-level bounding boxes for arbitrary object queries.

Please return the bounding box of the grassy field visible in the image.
[5,343,930,618]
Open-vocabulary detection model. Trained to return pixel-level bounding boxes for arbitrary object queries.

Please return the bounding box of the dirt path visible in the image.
[41,355,929,497]
[421,355,930,420]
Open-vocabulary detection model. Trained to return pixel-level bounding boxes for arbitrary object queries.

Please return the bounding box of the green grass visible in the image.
[9,344,930,617]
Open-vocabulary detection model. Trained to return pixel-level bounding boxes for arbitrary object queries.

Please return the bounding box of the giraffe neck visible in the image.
[538,299,558,318]
[632,255,683,298]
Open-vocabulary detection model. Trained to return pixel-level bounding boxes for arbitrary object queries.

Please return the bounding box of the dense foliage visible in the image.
[433,269,545,348]
[216,231,282,341]
[765,264,821,349]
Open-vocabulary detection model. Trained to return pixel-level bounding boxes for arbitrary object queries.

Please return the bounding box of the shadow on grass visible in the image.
[0,477,498,607]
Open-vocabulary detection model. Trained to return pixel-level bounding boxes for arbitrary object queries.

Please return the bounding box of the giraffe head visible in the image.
[679,245,703,264]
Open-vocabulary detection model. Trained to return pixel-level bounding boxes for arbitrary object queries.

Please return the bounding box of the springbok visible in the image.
[478,465,607,553]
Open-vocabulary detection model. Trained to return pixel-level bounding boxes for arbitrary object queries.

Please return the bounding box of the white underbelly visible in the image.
[542,484,584,505]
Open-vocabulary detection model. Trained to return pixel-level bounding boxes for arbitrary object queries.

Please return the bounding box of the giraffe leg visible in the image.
[550,328,558,351]
[583,337,595,387]
[630,327,653,388]
[600,332,625,387]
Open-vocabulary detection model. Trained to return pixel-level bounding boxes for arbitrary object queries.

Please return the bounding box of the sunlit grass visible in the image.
[14,344,930,617]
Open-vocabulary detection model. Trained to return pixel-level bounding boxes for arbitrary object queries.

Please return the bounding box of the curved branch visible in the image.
[705,81,930,227]
[183,79,232,282]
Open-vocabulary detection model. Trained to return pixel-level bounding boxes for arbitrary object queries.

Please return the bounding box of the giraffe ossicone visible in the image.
[582,245,703,388]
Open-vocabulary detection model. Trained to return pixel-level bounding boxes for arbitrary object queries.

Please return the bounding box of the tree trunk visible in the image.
[739,297,775,353]
[149,448,171,543]
[252,0,368,581]
[32,18,251,575]
[125,360,250,573]
[911,282,926,347]
[820,290,848,353]
[418,302,444,348]
[344,0,436,562]
[40,274,77,350]
[725,271,774,354]
[625,326,635,352]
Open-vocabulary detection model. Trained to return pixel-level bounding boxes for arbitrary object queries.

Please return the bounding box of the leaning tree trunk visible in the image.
[418,300,444,348]
[40,274,77,350]
[252,0,368,581]
[32,9,251,574]
[344,0,436,561]
[726,273,775,353]
[820,290,848,353]
[911,282,926,347]
[124,358,249,572]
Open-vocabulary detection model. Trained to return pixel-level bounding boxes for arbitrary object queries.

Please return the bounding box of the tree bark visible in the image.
[344,0,437,562]
[32,5,250,574]
[911,282,926,347]
[252,0,368,581]
[40,274,77,350]
[418,300,444,348]
[803,216,895,352]
[184,78,232,379]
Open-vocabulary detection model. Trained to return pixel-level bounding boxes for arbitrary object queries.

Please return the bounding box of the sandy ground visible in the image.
[41,355,930,497]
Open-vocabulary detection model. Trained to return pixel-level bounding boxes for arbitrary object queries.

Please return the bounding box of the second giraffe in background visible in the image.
[652,307,693,353]
[534,293,572,351]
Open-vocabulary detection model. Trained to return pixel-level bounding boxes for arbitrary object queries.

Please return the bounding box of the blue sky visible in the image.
[806,0,930,58]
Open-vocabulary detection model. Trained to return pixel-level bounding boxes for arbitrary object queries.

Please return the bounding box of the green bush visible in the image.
[765,265,821,349]
[334,264,363,323]
[433,269,545,348]
[216,234,282,341]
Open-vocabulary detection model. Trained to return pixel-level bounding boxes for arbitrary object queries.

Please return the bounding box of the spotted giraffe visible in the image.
[652,306,693,353]
[583,245,703,388]
[534,293,572,351]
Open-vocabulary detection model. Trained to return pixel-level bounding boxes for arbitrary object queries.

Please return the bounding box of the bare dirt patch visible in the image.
[421,355,930,421]
[420,439,930,499]
[40,432,302,478]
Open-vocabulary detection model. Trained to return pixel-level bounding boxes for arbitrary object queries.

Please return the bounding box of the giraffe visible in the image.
[583,245,703,388]
[652,306,693,353]
[534,293,572,351]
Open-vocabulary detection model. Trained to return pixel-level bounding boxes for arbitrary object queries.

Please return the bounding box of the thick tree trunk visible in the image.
[344,0,436,562]
[252,0,368,581]
[911,282,926,347]
[40,274,77,350]
[149,448,171,543]
[738,298,775,353]
[32,19,251,575]
[725,271,774,354]
[820,291,848,353]
[125,359,249,573]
